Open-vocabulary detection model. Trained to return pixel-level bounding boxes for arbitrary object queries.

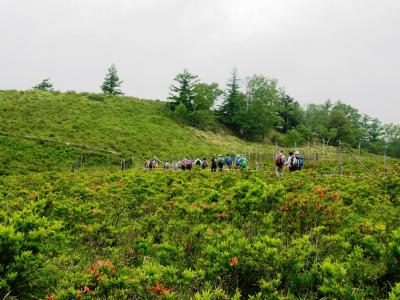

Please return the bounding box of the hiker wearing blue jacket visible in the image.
[225,154,232,171]
[235,154,241,169]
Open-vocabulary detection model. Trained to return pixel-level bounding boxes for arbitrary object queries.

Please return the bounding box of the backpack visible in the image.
[195,159,201,166]
[201,160,208,168]
[235,157,240,166]
[217,157,224,166]
[240,158,248,168]
[275,154,284,167]
[211,158,217,167]
[292,154,304,168]
[225,156,232,165]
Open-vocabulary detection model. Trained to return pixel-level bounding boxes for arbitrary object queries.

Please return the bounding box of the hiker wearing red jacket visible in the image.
[275,150,286,177]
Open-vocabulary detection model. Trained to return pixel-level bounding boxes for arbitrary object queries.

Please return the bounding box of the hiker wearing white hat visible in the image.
[290,150,304,171]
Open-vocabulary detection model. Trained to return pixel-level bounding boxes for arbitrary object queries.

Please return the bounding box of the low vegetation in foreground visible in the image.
[1,167,400,299]
[1,89,400,299]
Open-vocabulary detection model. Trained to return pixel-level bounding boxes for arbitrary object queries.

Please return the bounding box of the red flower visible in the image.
[83,286,91,293]
[150,283,171,295]
[230,256,238,266]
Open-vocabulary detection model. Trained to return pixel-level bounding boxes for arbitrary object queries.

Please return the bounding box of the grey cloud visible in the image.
[0,0,399,123]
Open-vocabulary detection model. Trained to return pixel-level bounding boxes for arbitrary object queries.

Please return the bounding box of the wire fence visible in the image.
[1,132,397,176]
[68,143,398,177]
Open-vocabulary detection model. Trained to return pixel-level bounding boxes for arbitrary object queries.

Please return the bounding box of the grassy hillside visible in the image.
[0,90,398,175]
[0,90,260,158]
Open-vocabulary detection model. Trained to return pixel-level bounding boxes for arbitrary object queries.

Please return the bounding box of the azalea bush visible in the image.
[1,167,400,298]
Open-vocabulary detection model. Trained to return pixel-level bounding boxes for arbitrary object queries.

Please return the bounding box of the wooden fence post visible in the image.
[338,141,343,176]
[384,145,388,175]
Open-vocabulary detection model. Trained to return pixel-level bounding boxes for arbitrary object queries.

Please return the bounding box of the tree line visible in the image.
[32,65,400,158]
[168,69,400,158]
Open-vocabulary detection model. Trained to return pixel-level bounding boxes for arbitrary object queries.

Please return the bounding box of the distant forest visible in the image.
[167,68,400,158]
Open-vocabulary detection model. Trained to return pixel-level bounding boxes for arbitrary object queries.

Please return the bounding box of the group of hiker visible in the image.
[145,151,304,174]
[274,150,304,176]
[151,154,249,172]
[193,154,248,172]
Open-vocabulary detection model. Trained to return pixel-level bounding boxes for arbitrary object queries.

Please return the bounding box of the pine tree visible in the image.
[219,68,245,128]
[32,78,54,92]
[101,64,123,95]
[168,69,199,110]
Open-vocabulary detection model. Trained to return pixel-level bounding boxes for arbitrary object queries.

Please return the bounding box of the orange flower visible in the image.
[104,261,113,268]
[150,283,170,294]
[230,256,238,266]
[331,192,340,201]
[153,283,163,293]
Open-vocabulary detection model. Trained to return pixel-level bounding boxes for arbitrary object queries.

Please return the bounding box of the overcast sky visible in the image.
[1,0,399,124]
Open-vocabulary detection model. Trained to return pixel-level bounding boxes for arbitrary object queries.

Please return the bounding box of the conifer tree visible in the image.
[168,69,199,110]
[101,64,123,95]
[219,69,245,128]
[32,78,54,92]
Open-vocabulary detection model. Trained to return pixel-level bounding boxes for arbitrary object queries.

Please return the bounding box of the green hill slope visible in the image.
[0,90,262,155]
[0,90,398,175]
[0,90,266,172]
